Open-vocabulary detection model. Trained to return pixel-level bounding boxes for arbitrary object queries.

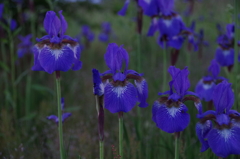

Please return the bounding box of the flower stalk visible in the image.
[55,71,64,159]
[174,132,180,159]
[118,112,124,159]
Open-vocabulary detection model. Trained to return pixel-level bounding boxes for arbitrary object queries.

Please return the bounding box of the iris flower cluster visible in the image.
[93,43,148,113]
[98,22,112,42]
[196,81,240,158]
[215,23,240,70]
[195,59,225,102]
[152,66,199,133]
[32,10,82,74]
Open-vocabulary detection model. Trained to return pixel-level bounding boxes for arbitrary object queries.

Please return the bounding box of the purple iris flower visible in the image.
[0,3,4,19]
[196,81,240,158]
[92,68,104,96]
[152,66,199,133]
[195,59,225,102]
[32,10,82,74]
[118,0,149,16]
[17,34,32,58]
[101,43,148,113]
[98,22,112,42]
[81,25,94,42]
[47,98,72,124]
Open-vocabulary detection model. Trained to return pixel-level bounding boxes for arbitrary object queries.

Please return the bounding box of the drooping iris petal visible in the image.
[31,45,44,71]
[47,115,58,123]
[195,121,212,152]
[207,127,240,158]
[38,45,75,74]
[118,0,130,16]
[135,78,148,108]
[62,112,72,122]
[208,59,220,79]
[167,36,184,49]
[104,82,137,113]
[152,100,190,133]
[195,79,215,102]
[212,81,234,114]
[215,47,234,67]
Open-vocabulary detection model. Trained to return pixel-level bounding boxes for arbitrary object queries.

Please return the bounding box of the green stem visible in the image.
[174,135,179,159]
[118,112,123,159]
[1,42,9,108]
[56,71,64,159]
[99,141,104,159]
[162,42,167,92]
[234,0,239,108]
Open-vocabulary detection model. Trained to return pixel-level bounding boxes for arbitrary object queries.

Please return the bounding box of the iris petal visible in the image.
[118,0,130,16]
[135,78,148,108]
[104,82,137,113]
[195,121,212,152]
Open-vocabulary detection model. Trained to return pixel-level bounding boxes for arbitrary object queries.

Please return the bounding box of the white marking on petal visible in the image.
[203,83,214,90]
[144,0,151,4]
[51,49,63,60]
[112,86,127,98]
[163,19,172,27]
[134,80,144,94]
[218,129,232,142]
[223,50,230,56]
[167,107,179,117]
[67,43,79,59]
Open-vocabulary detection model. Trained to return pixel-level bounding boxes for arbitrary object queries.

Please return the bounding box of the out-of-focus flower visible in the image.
[195,59,225,102]
[98,22,112,42]
[101,43,148,113]
[0,3,4,19]
[47,98,72,124]
[17,34,32,58]
[152,66,200,133]
[32,10,82,74]
[10,19,17,31]
[81,25,94,42]
[196,81,240,158]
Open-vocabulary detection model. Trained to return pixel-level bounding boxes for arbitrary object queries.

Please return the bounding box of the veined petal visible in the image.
[38,45,75,74]
[43,11,61,37]
[212,81,234,114]
[104,82,137,113]
[62,112,71,122]
[207,127,240,158]
[118,0,130,16]
[195,121,212,152]
[152,101,190,133]
[195,79,215,102]
[135,78,148,108]
[59,10,67,37]
[31,45,44,71]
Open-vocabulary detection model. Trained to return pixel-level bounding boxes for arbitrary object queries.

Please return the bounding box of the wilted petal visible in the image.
[212,81,234,114]
[47,115,58,123]
[195,121,212,152]
[152,101,190,133]
[135,78,148,108]
[104,82,137,113]
[118,0,130,16]
[207,127,240,158]
[62,112,72,122]
[38,45,75,74]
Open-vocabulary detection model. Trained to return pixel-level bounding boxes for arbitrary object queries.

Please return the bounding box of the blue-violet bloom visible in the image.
[196,81,240,158]
[32,10,82,74]
[17,34,32,58]
[101,43,148,113]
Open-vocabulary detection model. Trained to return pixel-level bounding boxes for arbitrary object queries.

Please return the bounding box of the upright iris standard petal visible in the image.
[212,81,234,114]
[118,0,130,16]
[104,82,137,113]
[158,0,174,15]
[208,59,220,79]
[59,10,68,37]
[207,127,240,158]
[104,43,129,73]
[153,101,190,133]
[195,121,212,152]
[135,78,148,108]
